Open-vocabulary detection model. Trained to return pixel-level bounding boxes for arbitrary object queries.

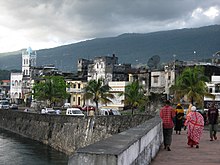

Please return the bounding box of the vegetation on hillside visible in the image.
[0,69,21,80]
[0,25,219,71]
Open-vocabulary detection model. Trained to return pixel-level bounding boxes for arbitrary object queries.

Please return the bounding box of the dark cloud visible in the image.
[0,0,219,52]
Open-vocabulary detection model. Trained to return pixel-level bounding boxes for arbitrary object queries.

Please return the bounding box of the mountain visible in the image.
[0,25,220,72]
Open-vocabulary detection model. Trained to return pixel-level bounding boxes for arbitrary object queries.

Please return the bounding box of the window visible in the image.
[73,84,76,88]
[78,84,81,89]
[168,73,171,80]
[209,88,212,93]
[78,97,81,105]
[215,85,220,93]
[15,80,18,86]
[153,76,159,83]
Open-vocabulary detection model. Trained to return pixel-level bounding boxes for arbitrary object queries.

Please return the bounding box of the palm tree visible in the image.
[120,81,148,115]
[84,79,114,115]
[171,66,214,106]
[32,76,69,107]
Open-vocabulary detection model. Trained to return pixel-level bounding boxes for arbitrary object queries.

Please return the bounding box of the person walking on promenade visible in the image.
[186,103,193,115]
[184,106,204,148]
[160,100,176,151]
[208,103,219,141]
[174,103,184,135]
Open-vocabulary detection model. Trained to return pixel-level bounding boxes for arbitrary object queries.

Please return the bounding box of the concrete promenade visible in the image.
[151,129,220,165]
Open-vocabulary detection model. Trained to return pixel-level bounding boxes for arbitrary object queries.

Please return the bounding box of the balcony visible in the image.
[67,88,83,93]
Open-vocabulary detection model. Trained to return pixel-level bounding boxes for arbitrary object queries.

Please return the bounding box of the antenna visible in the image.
[147,55,160,70]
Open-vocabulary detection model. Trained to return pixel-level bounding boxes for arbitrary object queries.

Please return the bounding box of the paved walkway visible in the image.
[151,129,220,165]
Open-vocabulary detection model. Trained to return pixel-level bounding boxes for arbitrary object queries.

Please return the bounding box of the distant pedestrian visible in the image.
[174,103,184,135]
[208,103,219,141]
[109,109,114,115]
[160,100,176,151]
[184,106,204,148]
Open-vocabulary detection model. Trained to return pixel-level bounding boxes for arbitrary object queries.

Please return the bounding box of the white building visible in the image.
[10,73,23,103]
[87,54,130,84]
[22,47,37,77]
[88,55,118,83]
[204,75,220,110]
[104,81,129,110]
[150,66,175,99]
[10,47,37,104]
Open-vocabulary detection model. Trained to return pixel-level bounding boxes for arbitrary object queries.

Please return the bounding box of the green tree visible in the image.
[32,76,69,107]
[171,66,214,106]
[120,81,148,115]
[84,79,114,115]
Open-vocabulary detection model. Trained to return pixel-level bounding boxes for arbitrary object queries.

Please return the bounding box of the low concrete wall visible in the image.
[69,116,163,165]
[0,110,153,155]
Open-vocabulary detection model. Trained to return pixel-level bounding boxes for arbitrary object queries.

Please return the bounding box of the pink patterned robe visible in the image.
[185,111,204,145]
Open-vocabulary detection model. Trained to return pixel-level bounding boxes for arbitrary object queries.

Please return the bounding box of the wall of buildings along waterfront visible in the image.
[0,110,153,155]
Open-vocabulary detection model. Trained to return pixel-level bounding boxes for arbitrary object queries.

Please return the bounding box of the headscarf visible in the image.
[191,106,196,112]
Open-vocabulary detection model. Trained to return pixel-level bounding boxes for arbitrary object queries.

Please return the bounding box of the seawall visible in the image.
[0,110,153,155]
[69,116,163,165]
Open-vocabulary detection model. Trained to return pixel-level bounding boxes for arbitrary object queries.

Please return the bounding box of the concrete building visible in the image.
[150,71,166,94]
[204,75,220,111]
[104,81,129,110]
[66,79,87,107]
[0,80,10,99]
[128,67,150,95]
[77,58,93,78]
[149,65,175,100]
[10,73,23,103]
[10,47,37,104]
[87,54,131,84]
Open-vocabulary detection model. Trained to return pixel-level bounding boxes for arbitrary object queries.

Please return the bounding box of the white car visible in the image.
[63,103,71,108]
[100,108,121,116]
[66,108,84,116]
[41,108,55,114]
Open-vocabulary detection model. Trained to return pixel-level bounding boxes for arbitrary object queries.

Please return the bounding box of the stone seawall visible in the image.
[0,110,153,155]
[69,116,162,165]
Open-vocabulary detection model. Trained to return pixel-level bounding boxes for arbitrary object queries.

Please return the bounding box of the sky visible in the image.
[0,0,220,53]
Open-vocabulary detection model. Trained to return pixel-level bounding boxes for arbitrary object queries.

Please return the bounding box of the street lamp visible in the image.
[194,51,196,63]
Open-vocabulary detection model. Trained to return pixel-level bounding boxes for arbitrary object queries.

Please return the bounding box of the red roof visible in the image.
[2,80,10,83]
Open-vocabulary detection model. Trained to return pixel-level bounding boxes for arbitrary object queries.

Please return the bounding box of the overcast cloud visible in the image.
[0,0,219,53]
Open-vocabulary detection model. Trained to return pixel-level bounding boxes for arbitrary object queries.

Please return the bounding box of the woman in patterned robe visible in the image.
[184,106,204,148]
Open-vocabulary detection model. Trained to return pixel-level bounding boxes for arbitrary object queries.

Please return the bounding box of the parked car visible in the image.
[0,100,10,110]
[81,106,95,111]
[10,104,18,110]
[111,109,121,115]
[63,103,70,109]
[66,108,84,116]
[41,108,55,114]
[100,108,121,116]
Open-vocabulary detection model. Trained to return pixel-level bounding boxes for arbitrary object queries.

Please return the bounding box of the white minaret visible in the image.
[22,47,37,77]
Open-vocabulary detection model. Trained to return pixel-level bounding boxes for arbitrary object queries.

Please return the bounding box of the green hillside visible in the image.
[0,25,219,72]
